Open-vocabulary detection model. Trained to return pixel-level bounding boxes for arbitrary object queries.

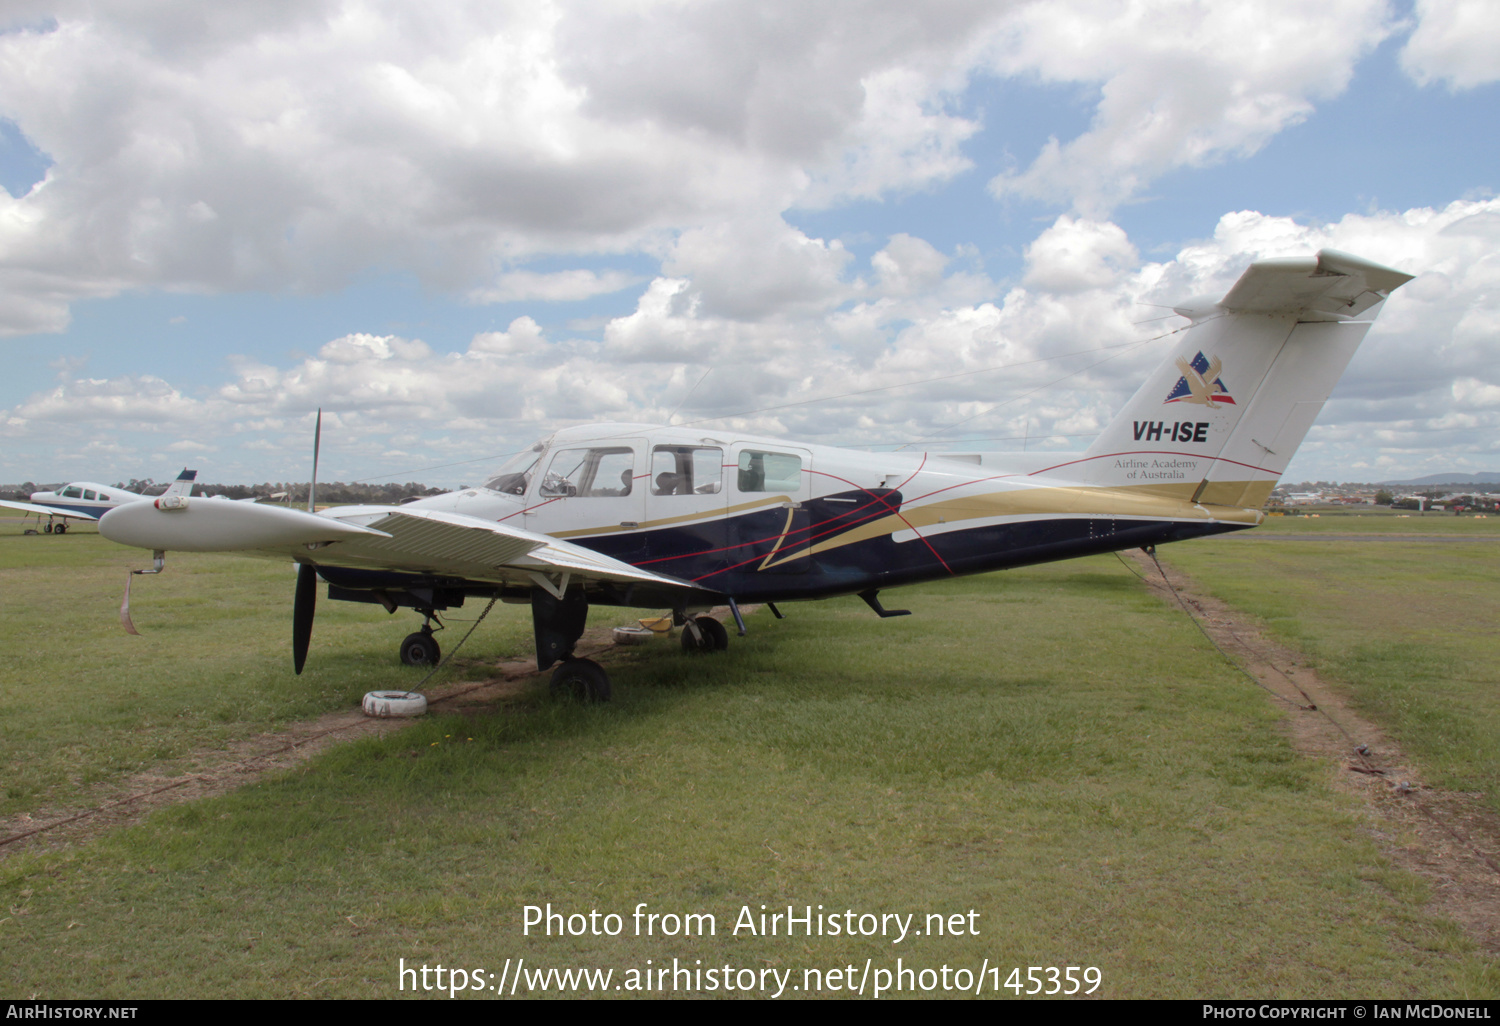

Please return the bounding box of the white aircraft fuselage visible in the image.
[96,250,1415,689]
[363,421,1259,608]
[28,481,146,518]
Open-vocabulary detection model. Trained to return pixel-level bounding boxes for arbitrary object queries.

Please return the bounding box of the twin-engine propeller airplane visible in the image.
[1,470,198,534]
[99,250,1412,700]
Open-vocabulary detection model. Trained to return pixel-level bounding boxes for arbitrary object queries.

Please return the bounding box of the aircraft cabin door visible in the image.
[525,439,648,564]
[642,443,731,581]
[727,443,813,577]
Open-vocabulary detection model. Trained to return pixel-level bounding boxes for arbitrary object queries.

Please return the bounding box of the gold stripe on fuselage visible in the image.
[551,481,1267,569]
[788,481,1264,564]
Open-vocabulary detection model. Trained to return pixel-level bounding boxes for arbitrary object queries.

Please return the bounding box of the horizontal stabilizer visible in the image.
[1178,249,1414,322]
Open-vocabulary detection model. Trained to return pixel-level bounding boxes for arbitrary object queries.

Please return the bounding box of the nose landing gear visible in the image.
[399,613,443,666]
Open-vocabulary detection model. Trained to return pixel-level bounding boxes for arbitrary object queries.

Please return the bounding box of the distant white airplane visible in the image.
[98,250,1413,700]
[0,470,198,533]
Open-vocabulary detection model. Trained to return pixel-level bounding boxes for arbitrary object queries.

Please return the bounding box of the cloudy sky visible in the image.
[1,0,1497,488]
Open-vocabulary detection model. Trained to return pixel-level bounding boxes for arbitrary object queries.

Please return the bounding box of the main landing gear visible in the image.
[532,587,613,702]
[549,657,611,702]
[680,614,728,653]
[390,586,742,701]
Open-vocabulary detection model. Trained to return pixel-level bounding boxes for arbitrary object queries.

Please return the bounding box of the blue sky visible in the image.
[1,1,1497,487]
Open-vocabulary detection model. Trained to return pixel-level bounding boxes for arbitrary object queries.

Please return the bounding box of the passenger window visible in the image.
[539,448,636,498]
[736,450,801,493]
[651,446,723,495]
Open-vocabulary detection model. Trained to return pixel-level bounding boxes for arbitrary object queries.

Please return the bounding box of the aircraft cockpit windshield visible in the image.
[482,445,543,496]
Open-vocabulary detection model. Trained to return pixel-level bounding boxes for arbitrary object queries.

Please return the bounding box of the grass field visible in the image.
[1165,511,1500,815]
[1,512,1497,999]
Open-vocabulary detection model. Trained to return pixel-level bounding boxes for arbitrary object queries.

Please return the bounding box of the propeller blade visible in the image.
[308,407,322,513]
[293,562,317,674]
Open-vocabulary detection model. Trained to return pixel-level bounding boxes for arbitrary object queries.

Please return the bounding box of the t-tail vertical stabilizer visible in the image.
[1067,250,1412,509]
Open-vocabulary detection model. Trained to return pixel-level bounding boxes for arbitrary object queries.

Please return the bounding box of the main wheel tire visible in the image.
[54,522,67,535]
[399,631,441,666]
[681,615,728,653]
[550,658,612,702]
[43,523,52,534]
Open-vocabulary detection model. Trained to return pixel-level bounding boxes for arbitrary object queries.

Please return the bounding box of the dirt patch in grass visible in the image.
[0,623,628,859]
[1131,549,1500,954]
[0,603,734,858]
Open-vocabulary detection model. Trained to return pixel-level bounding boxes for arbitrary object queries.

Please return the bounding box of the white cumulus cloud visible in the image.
[1400,0,1500,89]
[984,0,1395,214]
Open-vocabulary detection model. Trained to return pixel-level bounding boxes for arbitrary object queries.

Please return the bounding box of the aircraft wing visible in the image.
[0,498,100,521]
[98,500,698,593]
[318,507,692,590]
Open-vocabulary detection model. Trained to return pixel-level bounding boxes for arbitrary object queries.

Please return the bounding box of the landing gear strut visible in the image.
[532,586,611,702]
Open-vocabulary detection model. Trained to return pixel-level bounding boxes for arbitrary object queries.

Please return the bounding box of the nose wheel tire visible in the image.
[400,631,441,666]
[680,615,729,653]
[550,658,612,702]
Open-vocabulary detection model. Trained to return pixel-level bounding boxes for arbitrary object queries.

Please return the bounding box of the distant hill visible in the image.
[1382,473,1500,487]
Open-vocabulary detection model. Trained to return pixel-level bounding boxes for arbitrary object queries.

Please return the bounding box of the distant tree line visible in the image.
[190,481,449,504]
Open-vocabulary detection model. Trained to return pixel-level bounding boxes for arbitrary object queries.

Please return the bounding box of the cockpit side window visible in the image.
[482,448,541,496]
[736,450,801,493]
[539,447,636,498]
[60,486,82,498]
[651,446,723,495]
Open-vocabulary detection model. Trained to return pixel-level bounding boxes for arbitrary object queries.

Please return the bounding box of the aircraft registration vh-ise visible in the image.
[99,250,1412,700]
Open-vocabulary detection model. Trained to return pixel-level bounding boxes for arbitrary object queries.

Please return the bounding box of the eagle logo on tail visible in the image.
[1165,352,1235,407]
